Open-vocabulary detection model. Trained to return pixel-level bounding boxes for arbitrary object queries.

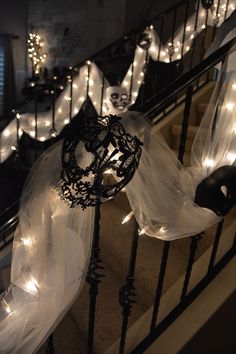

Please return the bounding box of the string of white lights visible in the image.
[0,1,235,164]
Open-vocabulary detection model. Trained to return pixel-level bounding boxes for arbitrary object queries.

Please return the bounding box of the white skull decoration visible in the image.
[105,86,130,115]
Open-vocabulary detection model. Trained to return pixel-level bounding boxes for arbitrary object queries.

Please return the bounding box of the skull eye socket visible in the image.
[121,94,128,100]
[111,93,119,100]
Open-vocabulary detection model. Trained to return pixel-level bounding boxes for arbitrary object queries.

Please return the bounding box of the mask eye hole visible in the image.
[221,185,228,197]
[111,93,119,100]
[121,94,128,100]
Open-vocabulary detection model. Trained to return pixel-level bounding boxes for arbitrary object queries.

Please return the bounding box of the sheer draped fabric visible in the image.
[0,141,94,353]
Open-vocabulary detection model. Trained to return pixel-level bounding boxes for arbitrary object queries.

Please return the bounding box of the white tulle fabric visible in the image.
[0,141,94,353]
[124,45,236,240]
[1,3,235,164]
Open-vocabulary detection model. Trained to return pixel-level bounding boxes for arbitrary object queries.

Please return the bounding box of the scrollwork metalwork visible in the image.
[60,115,142,209]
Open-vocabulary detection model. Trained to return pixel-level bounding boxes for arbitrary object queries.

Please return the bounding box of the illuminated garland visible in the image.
[0,1,235,164]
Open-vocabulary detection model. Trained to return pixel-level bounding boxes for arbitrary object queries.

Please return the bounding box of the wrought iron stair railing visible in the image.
[1,0,235,172]
[0,35,235,354]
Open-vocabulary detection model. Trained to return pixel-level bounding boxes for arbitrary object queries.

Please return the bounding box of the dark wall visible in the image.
[0,1,28,100]
[124,0,182,32]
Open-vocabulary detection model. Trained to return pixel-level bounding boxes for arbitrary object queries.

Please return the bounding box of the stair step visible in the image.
[196,102,208,115]
[37,312,86,354]
[173,149,191,166]
[170,125,198,152]
[171,124,198,138]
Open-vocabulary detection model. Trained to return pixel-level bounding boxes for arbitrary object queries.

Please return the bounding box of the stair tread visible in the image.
[171,124,198,138]
[196,102,208,114]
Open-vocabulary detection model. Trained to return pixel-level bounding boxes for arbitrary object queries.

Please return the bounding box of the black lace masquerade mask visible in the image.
[59,115,143,209]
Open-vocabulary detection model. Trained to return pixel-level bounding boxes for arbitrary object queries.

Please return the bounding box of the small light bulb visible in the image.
[138,228,146,235]
[2,299,12,316]
[21,237,33,247]
[121,211,134,224]
[25,277,39,295]
[203,157,215,168]
[225,102,235,111]
[226,152,236,163]
[3,130,10,137]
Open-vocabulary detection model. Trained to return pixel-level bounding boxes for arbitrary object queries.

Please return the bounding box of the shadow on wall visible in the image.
[124,0,187,32]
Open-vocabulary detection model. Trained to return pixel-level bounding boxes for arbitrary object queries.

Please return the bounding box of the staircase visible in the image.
[0,1,236,354]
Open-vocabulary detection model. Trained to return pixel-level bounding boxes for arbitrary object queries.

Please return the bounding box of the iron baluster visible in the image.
[86,198,104,354]
[180,234,202,302]
[212,0,221,40]
[178,84,193,164]
[207,219,224,273]
[224,0,230,20]
[45,334,55,354]
[86,62,91,108]
[119,222,139,354]
[100,72,105,116]
[150,240,170,331]
[15,111,20,162]
[34,87,38,160]
[169,7,177,63]
[69,73,73,122]
[181,1,190,60]
[157,17,164,62]
[189,0,201,70]
[51,86,56,139]
[128,56,135,106]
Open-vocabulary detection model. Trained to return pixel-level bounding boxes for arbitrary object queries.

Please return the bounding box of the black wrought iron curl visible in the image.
[59,114,142,209]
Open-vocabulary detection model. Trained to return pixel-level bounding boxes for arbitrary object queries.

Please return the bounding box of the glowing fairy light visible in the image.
[225,102,235,111]
[21,237,33,247]
[45,121,50,127]
[74,108,79,114]
[64,119,70,124]
[11,146,17,151]
[57,108,62,114]
[79,97,85,102]
[16,113,21,120]
[138,228,146,235]
[39,136,46,142]
[30,131,36,137]
[121,211,134,224]
[123,81,129,87]
[159,226,166,234]
[226,152,236,163]
[1,299,13,316]
[232,83,236,90]
[3,130,10,137]
[25,277,39,295]
[203,157,215,168]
